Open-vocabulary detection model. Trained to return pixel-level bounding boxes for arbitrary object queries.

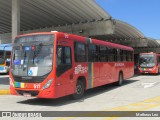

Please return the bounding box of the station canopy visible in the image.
[93,20,160,48]
[0,0,159,49]
[0,0,110,33]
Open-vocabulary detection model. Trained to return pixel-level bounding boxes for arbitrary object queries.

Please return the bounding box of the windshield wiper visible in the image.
[33,51,35,64]
[22,50,26,71]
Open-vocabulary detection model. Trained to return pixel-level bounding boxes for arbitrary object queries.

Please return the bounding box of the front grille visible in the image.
[16,90,39,96]
[12,75,47,83]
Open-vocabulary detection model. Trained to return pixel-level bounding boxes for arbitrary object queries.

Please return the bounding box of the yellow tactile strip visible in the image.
[0,89,10,95]
[104,96,160,120]
[55,96,160,120]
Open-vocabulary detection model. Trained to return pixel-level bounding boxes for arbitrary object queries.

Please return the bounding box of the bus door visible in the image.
[5,51,11,66]
[55,41,74,97]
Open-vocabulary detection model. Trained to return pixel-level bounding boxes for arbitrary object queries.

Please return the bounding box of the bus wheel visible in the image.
[157,69,159,75]
[115,73,123,86]
[72,80,85,99]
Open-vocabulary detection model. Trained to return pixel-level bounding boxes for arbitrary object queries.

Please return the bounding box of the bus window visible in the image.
[158,56,160,65]
[128,51,133,61]
[56,46,72,77]
[117,49,120,62]
[123,50,126,61]
[120,50,123,61]
[108,47,114,62]
[88,44,99,62]
[113,48,117,61]
[6,51,11,66]
[74,42,86,62]
[99,46,106,62]
[0,51,4,64]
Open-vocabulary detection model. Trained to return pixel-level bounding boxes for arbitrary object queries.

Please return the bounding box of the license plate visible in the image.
[23,93,31,97]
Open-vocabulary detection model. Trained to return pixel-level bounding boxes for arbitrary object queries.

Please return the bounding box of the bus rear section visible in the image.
[138,53,160,74]
[0,44,11,74]
[10,32,134,99]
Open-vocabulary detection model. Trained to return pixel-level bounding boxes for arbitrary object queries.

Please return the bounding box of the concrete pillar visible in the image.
[12,0,20,43]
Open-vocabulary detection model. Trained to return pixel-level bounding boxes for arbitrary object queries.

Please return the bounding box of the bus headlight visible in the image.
[42,79,53,90]
[4,66,8,70]
[153,67,156,70]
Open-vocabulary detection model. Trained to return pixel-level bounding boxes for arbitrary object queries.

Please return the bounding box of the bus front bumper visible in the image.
[139,68,158,74]
[10,80,56,98]
[0,66,9,73]
[0,69,9,73]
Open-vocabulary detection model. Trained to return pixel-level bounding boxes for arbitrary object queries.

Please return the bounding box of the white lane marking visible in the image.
[141,82,157,88]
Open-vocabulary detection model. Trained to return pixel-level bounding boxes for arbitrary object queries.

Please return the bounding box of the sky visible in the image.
[96,0,160,39]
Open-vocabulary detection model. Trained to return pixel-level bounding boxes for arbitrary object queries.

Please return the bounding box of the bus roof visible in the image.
[140,52,160,55]
[140,52,156,54]
[92,38,133,51]
[0,44,12,51]
[15,32,133,51]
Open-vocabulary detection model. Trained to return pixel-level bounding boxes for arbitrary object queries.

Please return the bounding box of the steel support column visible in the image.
[12,0,20,43]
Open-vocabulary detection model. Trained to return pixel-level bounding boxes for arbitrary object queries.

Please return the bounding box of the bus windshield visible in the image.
[139,54,156,68]
[0,44,12,65]
[0,58,5,65]
[11,35,54,76]
[0,51,5,64]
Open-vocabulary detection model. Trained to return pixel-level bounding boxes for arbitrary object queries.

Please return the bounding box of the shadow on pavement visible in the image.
[0,76,9,85]
[17,79,138,106]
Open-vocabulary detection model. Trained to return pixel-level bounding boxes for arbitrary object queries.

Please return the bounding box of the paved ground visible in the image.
[0,74,160,120]
[0,75,9,89]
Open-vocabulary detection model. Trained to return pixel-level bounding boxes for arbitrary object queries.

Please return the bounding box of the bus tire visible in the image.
[157,69,159,75]
[72,80,85,99]
[115,72,123,86]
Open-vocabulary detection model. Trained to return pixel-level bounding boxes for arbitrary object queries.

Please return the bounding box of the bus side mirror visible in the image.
[6,61,10,66]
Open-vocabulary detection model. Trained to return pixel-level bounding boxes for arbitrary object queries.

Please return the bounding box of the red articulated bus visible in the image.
[10,32,134,99]
[138,52,160,74]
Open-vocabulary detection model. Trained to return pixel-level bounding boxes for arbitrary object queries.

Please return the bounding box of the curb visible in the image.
[0,89,10,95]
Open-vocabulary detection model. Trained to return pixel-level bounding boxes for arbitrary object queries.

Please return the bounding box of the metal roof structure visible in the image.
[104,20,144,40]
[147,38,160,48]
[96,20,145,45]
[93,20,160,48]
[114,20,144,39]
[0,0,110,33]
[114,21,160,48]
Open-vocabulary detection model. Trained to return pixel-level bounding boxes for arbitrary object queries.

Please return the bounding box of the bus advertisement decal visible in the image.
[25,46,30,51]
[74,65,88,74]
[14,82,25,88]
[13,60,21,65]
[28,67,38,76]
[87,38,92,44]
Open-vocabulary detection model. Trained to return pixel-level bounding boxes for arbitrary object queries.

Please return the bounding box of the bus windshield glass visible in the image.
[0,51,5,64]
[139,54,156,68]
[11,34,54,76]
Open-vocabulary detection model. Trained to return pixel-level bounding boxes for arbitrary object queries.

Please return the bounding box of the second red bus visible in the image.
[138,52,160,74]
